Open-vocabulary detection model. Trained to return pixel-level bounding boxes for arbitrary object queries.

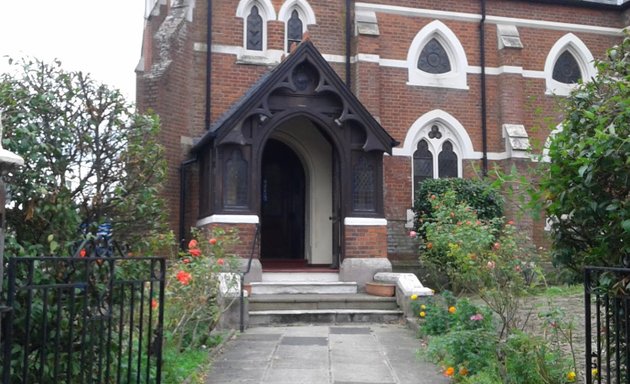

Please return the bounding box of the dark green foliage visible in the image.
[0,57,169,256]
[413,178,504,233]
[543,33,630,270]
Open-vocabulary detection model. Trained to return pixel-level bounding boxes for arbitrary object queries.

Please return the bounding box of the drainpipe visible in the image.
[345,0,352,88]
[480,0,488,177]
[179,157,198,249]
[205,0,213,130]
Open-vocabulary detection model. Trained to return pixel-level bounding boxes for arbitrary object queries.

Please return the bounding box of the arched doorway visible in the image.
[260,139,306,262]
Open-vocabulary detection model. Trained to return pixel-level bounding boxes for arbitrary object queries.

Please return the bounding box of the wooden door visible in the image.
[260,139,305,260]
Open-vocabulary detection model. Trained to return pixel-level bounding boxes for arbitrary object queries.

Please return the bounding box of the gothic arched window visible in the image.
[246,6,263,51]
[223,148,248,208]
[287,10,303,51]
[417,38,451,74]
[352,154,376,212]
[438,141,458,178]
[552,50,581,84]
[413,140,433,187]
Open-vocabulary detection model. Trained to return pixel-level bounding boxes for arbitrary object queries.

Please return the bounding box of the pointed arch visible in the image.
[279,0,317,52]
[396,109,475,159]
[236,0,276,52]
[544,33,596,96]
[407,20,468,90]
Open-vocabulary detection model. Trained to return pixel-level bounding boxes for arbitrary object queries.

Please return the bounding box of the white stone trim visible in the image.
[396,109,475,159]
[407,20,469,90]
[278,0,317,25]
[236,0,276,20]
[197,214,260,226]
[279,0,317,52]
[236,0,276,55]
[344,217,388,226]
[321,53,347,63]
[541,123,564,163]
[355,2,624,36]
[544,33,596,96]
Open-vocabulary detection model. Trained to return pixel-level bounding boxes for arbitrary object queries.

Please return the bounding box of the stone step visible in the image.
[250,281,357,295]
[249,293,399,311]
[248,309,404,326]
[262,272,339,282]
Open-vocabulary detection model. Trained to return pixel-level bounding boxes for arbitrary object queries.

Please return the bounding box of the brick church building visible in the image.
[137,0,628,282]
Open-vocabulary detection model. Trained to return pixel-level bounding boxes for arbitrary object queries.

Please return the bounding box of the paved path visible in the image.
[206,324,449,384]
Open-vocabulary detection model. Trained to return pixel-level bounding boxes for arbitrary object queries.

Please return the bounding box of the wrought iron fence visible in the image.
[0,257,165,384]
[585,266,630,384]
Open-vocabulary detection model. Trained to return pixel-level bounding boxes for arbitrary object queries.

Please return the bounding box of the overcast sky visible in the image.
[0,0,145,101]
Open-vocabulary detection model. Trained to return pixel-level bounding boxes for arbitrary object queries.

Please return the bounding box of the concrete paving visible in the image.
[206,324,449,384]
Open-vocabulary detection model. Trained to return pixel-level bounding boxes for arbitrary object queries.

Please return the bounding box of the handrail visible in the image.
[240,223,260,332]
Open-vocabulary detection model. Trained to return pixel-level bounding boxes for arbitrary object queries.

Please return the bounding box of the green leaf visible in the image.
[623,220,630,233]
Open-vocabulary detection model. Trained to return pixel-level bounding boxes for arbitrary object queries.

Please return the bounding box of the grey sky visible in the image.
[0,0,145,101]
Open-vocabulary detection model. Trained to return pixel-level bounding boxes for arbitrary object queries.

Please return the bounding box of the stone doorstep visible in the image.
[250,281,358,295]
[248,309,404,326]
[261,272,340,282]
[249,293,399,311]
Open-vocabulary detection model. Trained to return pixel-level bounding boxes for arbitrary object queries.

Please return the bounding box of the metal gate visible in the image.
[0,257,165,384]
[585,266,630,384]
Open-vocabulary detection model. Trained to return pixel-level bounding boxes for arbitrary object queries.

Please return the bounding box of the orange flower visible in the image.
[459,367,469,376]
[182,258,191,264]
[444,367,455,377]
[151,299,159,310]
[426,242,433,250]
[217,258,225,266]
[189,248,202,257]
[448,306,456,314]
[209,238,217,245]
[188,239,198,249]
[176,270,192,285]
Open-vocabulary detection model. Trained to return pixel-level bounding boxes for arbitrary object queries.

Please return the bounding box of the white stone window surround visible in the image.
[278,0,317,53]
[394,110,476,204]
[407,20,469,90]
[544,33,596,96]
[236,0,277,64]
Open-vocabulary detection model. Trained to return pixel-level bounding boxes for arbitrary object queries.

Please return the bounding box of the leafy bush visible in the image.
[413,178,504,234]
[542,32,630,271]
[427,329,498,379]
[164,227,239,351]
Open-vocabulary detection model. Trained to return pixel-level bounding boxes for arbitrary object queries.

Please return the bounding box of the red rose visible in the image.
[217,258,225,266]
[189,248,202,257]
[176,270,192,285]
[188,239,198,249]
[209,238,217,245]
[79,249,87,258]
[151,299,159,310]
[183,258,191,264]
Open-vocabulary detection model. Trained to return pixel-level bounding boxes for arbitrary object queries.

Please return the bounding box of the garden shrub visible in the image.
[164,227,239,351]
[503,331,572,384]
[413,178,503,234]
[542,32,630,272]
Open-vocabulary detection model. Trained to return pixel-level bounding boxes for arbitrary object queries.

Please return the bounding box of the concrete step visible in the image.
[262,272,339,282]
[249,293,399,311]
[250,281,357,295]
[248,309,404,326]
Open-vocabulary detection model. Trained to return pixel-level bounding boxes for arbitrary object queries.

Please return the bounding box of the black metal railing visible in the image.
[1,256,165,384]
[585,266,630,384]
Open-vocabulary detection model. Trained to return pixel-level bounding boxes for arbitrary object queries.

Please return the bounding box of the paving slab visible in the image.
[206,323,448,384]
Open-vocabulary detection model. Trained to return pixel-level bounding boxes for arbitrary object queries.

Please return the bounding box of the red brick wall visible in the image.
[203,223,261,259]
[137,0,625,260]
[345,225,388,258]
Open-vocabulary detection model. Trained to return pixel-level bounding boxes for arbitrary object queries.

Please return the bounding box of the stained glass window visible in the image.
[418,38,451,74]
[287,10,303,51]
[246,6,263,51]
[552,51,582,84]
[352,154,375,211]
[224,148,248,207]
[438,141,458,178]
[413,140,433,187]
